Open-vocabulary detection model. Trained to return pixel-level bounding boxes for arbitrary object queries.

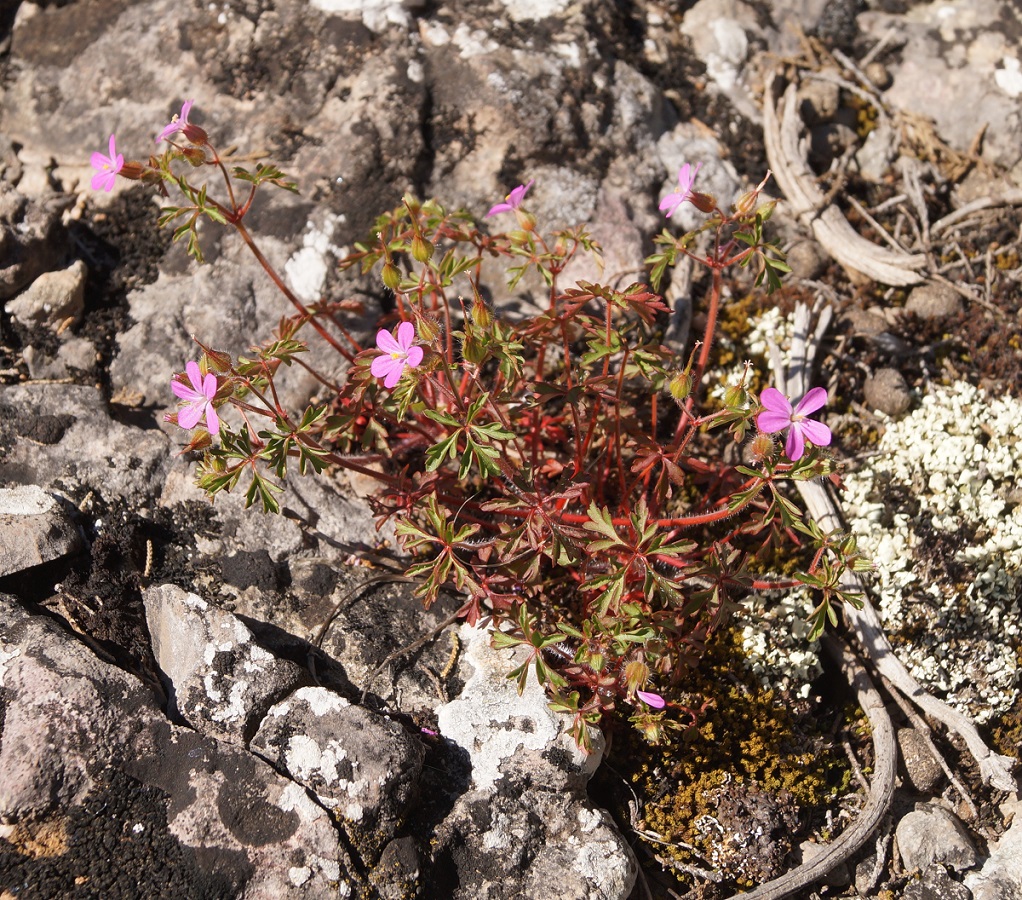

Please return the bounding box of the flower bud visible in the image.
[181,146,207,167]
[381,263,401,290]
[470,298,493,329]
[182,123,209,145]
[689,191,717,214]
[514,210,537,232]
[411,234,433,263]
[118,161,146,181]
[415,315,441,344]
[749,432,775,462]
[723,383,748,409]
[623,659,650,694]
[668,372,692,402]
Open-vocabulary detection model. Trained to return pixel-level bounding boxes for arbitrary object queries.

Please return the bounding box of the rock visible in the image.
[964,797,1022,900]
[897,727,944,793]
[786,239,828,280]
[0,485,82,577]
[897,803,978,873]
[22,335,98,380]
[370,836,422,900]
[437,623,603,793]
[431,787,636,900]
[864,367,912,416]
[252,686,425,857]
[906,283,965,319]
[902,864,973,900]
[0,594,354,898]
[843,306,890,337]
[143,583,305,744]
[798,76,841,124]
[0,383,170,504]
[0,186,70,301]
[4,260,86,330]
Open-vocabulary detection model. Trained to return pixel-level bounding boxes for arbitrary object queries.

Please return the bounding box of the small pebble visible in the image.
[906,282,964,319]
[864,367,912,416]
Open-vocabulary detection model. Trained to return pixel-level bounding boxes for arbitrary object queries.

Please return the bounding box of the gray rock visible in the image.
[4,259,86,329]
[906,282,965,319]
[787,239,829,280]
[897,727,945,793]
[431,787,636,900]
[252,686,424,856]
[798,76,841,124]
[437,624,603,793]
[864,367,912,416]
[843,306,890,337]
[0,186,70,301]
[0,383,171,504]
[22,335,98,381]
[902,864,973,900]
[144,583,305,744]
[0,485,81,577]
[897,803,978,873]
[859,3,1022,171]
[965,797,1022,900]
[0,594,354,898]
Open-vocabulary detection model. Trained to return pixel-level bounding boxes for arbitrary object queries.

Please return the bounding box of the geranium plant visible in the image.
[91,106,868,751]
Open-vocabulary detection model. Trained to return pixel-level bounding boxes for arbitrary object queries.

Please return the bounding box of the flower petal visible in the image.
[759,387,793,416]
[185,360,203,392]
[384,364,404,389]
[371,355,397,380]
[659,193,682,217]
[171,378,200,401]
[485,201,512,218]
[785,424,806,461]
[799,419,832,448]
[180,99,194,124]
[793,387,828,417]
[757,410,792,434]
[108,134,117,159]
[205,403,220,435]
[375,328,401,354]
[404,345,424,368]
[201,372,218,400]
[396,320,416,351]
[178,403,202,430]
[636,690,665,709]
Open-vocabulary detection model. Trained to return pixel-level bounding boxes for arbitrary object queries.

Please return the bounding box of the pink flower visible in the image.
[659,162,702,218]
[757,387,832,461]
[371,321,423,389]
[636,690,665,709]
[90,134,124,192]
[171,360,220,433]
[157,99,195,143]
[486,179,534,217]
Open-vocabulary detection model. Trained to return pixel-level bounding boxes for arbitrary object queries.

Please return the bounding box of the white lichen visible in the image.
[841,381,1021,721]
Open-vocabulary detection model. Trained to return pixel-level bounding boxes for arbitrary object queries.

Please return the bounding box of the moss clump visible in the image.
[606,628,852,891]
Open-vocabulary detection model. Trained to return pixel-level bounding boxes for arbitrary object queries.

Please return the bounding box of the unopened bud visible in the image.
[118,161,146,181]
[514,210,537,232]
[411,234,433,263]
[750,432,775,461]
[181,146,206,167]
[470,298,493,329]
[733,189,757,218]
[381,263,401,290]
[668,372,692,402]
[623,660,650,693]
[724,383,748,408]
[182,123,209,145]
[689,191,717,214]
[415,315,441,343]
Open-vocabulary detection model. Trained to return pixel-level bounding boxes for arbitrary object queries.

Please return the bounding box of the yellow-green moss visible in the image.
[608,628,853,887]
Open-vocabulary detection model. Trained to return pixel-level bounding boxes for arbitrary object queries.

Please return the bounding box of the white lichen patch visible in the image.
[737,590,822,698]
[285,734,347,789]
[710,305,794,403]
[842,381,1022,721]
